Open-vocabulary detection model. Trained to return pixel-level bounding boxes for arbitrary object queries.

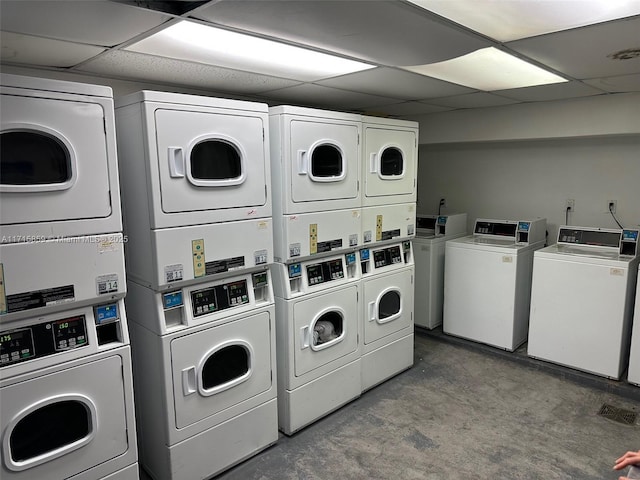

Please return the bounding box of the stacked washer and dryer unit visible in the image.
[115,92,278,479]
[269,107,364,435]
[359,116,418,392]
[0,75,138,479]
[528,226,640,380]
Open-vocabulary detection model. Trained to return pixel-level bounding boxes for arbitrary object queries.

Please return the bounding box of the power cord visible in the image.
[565,205,571,225]
[609,202,624,229]
[438,198,446,215]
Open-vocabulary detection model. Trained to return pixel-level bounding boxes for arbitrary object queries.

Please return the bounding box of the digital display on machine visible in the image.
[437,216,447,226]
[360,249,370,261]
[0,328,35,365]
[474,221,517,237]
[252,272,268,288]
[52,316,87,351]
[558,228,621,247]
[373,246,402,268]
[345,252,356,266]
[306,259,344,285]
[517,222,530,232]
[191,280,249,317]
[623,230,639,242]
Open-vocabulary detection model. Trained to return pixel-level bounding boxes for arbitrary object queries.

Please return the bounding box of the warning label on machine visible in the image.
[205,256,245,276]
[4,285,75,314]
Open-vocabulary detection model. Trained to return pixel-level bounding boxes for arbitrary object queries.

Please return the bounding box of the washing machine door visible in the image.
[293,285,359,377]
[0,93,112,226]
[363,270,414,345]
[0,354,130,479]
[154,108,268,215]
[170,310,273,429]
[363,126,416,202]
[289,120,359,205]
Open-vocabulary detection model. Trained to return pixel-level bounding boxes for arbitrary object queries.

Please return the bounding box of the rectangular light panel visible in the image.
[125,21,375,82]
[403,47,568,91]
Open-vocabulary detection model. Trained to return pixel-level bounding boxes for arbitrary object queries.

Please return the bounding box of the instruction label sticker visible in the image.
[96,274,119,295]
[381,229,401,241]
[349,234,358,247]
[317,239,343,253]
[289,243,301,258]
[5,285,75,314]
[205,256,245,276]
[407,224,415,236]
[165,264,184,283]
[254,249,268,265]
[502,255,513,263]
[363,231,372,243]
[610,268,624,276]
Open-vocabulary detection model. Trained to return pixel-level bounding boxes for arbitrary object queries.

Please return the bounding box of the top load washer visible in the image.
[361,116,418,207]
[528,227,640,379]
[0,74,122,240]
[628,264,640,386]
[269,106,361,214]
[115,91,273,289]
[414,213,467,329]
[443,218,547,351]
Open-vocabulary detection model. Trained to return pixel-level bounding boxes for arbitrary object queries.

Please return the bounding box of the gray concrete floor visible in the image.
[141,329,640,479]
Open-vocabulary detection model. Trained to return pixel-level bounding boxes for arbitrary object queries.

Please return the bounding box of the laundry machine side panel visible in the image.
[0,351,135,480]
[292,285,359,379]
[528,256,631,379]
[413,238,435,329]
[362,268,414,346]
[0,235,126,323]
[275,209,361,263]
[170,310,275,430]
[0,85,121,237]
[512,248,537,349]
[362,123,417,205]
[361,203,416,247]
[443,244,518,349]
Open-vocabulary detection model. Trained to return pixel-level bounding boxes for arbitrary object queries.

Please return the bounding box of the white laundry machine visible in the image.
[359,241,414,391]
[115,91,273,289]
[1,74,122,241]
[1,74,127,323]
[125,270,277,479]
[272,251,361,435]
[360,117,417,247]
[628,264,640,386]
[414,213,468,329]
[269,106,362,263]
[528,227,640,379]
[443,218,547,351]
[0,299,138,480]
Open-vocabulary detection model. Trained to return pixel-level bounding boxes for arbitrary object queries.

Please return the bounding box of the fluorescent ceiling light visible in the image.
[407,0,640,41]
[403,47,568,91]
[125,21,374,82]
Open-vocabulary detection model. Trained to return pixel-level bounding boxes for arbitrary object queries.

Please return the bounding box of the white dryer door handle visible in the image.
[300,325,310,349]
[168,147,185,178]
[182,366,197,396]
[370,153,378,173]
[368,301,377,322]
[297,150,308,175]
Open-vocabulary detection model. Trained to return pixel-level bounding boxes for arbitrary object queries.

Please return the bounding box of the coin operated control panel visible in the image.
[360,241,413,276]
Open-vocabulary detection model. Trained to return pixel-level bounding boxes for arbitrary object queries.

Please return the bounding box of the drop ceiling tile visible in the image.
[77,50,302,94]
[494,81,607,102]
[192,0,491,65]
[258,83,401,110]
[584,73,640,92]
[506,16,640,79]
[0,0,170,47]
[317,67,476,100]
[424,92,521,109]
[362,101,454,117]
[1,31,105,68]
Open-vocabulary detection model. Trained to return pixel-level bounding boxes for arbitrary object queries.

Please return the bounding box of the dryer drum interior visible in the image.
[7,399,93,464]
[190,139,242,181]
[311,144,342,178]
[201,344,251,390]
[1,130,71,185]
[312,310,344,347]
[378,290,401,320]
[380,147,403,176]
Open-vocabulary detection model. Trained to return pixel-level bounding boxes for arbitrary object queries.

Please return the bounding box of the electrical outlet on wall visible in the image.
[566,199,575,211]
[607,200,617,214]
